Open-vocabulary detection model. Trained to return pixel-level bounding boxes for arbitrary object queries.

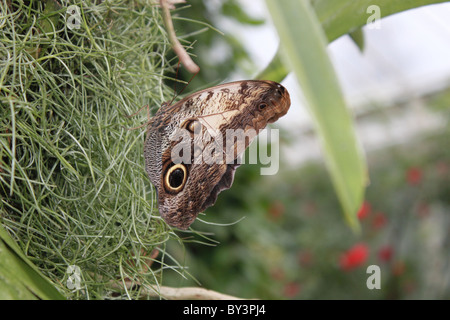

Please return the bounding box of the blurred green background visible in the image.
[165,92,450,299]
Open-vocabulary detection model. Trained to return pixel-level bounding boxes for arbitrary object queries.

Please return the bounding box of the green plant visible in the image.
[0,0,185,299]
[1,0,449,299]
[262,0,450,230]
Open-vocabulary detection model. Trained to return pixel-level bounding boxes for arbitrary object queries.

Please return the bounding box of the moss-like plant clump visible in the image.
[0,0,190,299]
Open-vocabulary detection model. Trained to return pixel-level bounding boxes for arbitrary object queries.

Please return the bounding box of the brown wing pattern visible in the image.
[144,80,291,229]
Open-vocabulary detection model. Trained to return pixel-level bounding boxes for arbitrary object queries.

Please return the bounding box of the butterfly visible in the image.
[144,80,291,229]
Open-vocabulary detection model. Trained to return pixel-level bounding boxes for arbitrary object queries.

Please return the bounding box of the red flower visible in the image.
[283,282,301,298]
[298,250,313,267]
[378,245,393,262]
[403,280,416,294]
[339,243,369,271]
[270,267,285,281]
[392,260,405,276]
[372,212,387,229]
[268,201,285,220]
[357,201,371,220]
[406,167,422,185]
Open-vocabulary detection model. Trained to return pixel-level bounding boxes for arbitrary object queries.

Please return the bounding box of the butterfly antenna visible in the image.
[177,68,198,97]
[122,104,154,132]
[168,60,182,105]
[167,60,199,106]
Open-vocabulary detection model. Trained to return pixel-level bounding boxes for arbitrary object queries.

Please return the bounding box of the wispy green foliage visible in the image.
[0,224,65,299]
[0,0,194,299]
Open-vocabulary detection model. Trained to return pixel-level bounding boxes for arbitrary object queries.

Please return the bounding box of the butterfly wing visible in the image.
[144,80,290,229]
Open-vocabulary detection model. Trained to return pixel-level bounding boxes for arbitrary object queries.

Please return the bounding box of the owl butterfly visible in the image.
[144,80,291,229]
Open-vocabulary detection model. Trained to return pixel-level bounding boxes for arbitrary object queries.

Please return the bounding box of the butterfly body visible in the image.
[144,80,290,229]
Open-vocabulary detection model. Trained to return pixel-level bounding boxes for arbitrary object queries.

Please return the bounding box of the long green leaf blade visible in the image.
[259,0,449,81]
[313,0,450,42]
[266,0,367,230]
[0,225,65,300]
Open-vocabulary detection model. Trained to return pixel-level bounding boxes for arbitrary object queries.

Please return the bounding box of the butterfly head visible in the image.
[251,80,291,131]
